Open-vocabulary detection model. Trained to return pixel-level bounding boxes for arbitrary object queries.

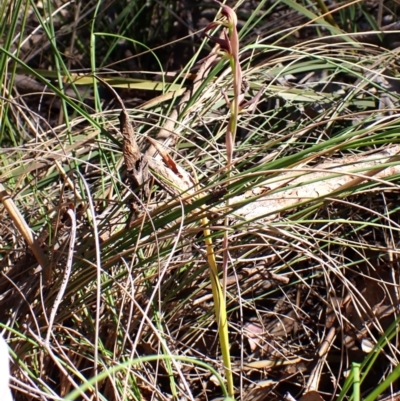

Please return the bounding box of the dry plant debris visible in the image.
[1,1,400,400]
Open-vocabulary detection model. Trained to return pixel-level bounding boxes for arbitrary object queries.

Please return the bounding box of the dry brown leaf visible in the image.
[234,146,400,220]
[118,109,148,191]
[244,357,301,370]
[145,136,178,174]
[119,110,141,172]
[95,75,149,193]
[147,158,195,201]
[243,322,264,352]
[242,380,276,401]
[299,391,325,401]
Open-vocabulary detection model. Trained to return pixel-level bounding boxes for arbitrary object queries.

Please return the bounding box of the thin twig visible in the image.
[0,183,49,281]
[45,208,76,345]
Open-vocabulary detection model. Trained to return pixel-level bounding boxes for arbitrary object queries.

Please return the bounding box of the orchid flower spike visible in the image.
[213,0,237,29]
[203,2,239,56]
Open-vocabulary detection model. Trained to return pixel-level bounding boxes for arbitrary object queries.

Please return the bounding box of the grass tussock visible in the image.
[1,0,400,400]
